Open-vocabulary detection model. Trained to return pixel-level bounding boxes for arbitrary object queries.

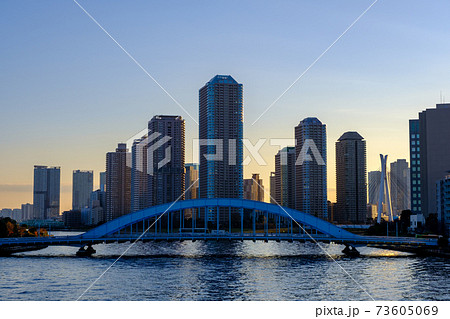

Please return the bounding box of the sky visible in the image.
[1,0,450,212]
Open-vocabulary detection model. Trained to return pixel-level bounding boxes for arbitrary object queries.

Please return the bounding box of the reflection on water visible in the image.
[0,233,449,301]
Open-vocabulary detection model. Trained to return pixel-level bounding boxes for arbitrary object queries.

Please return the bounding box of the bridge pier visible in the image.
[342,244,360,257]
[76,244,96,257]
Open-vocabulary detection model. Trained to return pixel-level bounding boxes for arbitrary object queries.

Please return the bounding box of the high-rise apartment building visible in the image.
[72,170,93,211]
[390,159,410,216]
[199,75,243,200]
[410,103,450,217]
[106,143,131,221]
[295,117,327,219]
[335,132,367,224]
[274,146,296,209]
[243,174,264,202]
[409,119,421,214]
[148,115,185,205]
[185,163,199,200]
[33,165,60,219]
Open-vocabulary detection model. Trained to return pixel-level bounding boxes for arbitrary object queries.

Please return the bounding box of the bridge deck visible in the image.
[0,233,438,249]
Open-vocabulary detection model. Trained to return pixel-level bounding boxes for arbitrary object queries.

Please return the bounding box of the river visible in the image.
[0,231,449,301]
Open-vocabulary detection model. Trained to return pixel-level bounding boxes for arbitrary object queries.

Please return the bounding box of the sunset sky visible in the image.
[2,0,450,212]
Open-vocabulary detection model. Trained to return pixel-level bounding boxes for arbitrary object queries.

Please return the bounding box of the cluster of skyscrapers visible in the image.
[2,75,450,235]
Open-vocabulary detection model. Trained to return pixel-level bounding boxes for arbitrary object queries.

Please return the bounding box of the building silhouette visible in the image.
[295,117,327,219]
[72,170,93,211]
[335,132,367,224]
[410,103,450,218]
[390,159,410,216]
[33,165,60,219]
[106,143,131,221]
[274,146,296,209]
[199,75,243,200]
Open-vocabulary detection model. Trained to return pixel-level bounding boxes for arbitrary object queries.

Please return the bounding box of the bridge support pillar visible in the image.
[342,244,360,257]
[76,244,96,257]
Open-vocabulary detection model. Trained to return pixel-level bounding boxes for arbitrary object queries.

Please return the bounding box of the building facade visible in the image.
[390,159,411,216]
[199,75,243,200]
[368,171,381,205]
[269,172,277,204]
[410,103,450,218]
[131,135,151,212]
[21,203,33,221]
[243,174,264,202]
[106,143,131,221]
[72,170,93,211]
[335,132,367,224]
[33,165,60,219]
[99,172,106,192]
[295,117,327,219]
[436,175,450,235]
[185,163,199,200]
[409,119,421,215]
[274,146,296,209]
[148,115,185,205]
[90,189,106,225]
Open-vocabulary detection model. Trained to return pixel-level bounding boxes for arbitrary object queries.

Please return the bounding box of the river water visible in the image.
[0,232,449,301]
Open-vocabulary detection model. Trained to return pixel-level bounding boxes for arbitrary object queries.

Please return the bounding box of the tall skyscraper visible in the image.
[33,165,60,220]
[274,146,296,209]
[185,163,199,200]
[409,119,421,215]
[295,117,327,219]
[72,170,93,211]
[99,172,106,192]
[410,103,450,218]
[106,143,131,221]
[390,159,411,216]
[335,132,367,224]
[199,75,243,200]
[368,171,382,205]
[243,174,264,202]
[148,115,185,205]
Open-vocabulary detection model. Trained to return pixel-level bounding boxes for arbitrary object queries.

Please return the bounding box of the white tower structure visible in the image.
[377,154,393,223]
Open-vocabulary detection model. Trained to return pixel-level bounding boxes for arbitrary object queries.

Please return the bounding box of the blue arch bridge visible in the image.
[0,199,439,256]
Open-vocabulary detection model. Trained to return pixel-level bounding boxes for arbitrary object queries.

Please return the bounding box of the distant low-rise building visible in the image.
[62,210,82,228]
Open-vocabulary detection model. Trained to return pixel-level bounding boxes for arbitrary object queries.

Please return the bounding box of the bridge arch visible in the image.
[80,198,358,239]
